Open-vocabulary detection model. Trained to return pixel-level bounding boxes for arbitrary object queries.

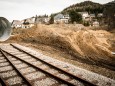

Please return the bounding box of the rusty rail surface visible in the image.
[0,77,7,86]
[0,48,32,86]
[1,48,76,86]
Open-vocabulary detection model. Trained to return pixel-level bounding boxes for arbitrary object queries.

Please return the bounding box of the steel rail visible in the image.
[1,48,76,86]
[0,77,7,86]
[0,48,32,86]
[11,44,97,86]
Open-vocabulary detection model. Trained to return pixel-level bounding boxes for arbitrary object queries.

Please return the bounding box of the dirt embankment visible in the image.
[7,24,115,70]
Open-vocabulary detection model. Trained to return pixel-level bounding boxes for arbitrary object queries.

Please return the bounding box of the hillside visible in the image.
[5,24,115,71]
[62,1,104,14]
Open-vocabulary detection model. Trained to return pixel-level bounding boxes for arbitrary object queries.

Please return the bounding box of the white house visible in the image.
[97,13,103,17]
[60,18,69,24]
[78,12,90,21]
[90,14,95,18]
[64,14,70,19]
[54,14,70,24]
[44,17,50,24]
[93,21,99,26]
[35,16,50,24]
[11,20,22,28]
[21,17,35,28]
[54,14,64,24]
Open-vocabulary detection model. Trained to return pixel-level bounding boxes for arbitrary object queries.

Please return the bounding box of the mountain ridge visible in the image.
[62,1,104,14]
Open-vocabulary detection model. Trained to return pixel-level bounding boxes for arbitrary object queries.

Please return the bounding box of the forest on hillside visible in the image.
[61,1,115,29]
[63,1,104,14]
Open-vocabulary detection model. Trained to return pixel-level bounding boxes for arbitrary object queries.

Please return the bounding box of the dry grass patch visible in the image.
[6,24,115,69]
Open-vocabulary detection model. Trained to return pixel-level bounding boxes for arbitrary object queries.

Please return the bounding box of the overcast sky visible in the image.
[0,0,113,22]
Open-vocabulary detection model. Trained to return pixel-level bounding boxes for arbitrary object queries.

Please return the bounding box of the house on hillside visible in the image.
[21,17,35,28]
[64,14,70,19]
[54,14,64,24]
[54,14,70,24]
[78,12,90,21]
[35,16,50,24]
[97,13,103,17]
[43,17,50,24]
[89,14,96,22]
[90,14,95,18]
[11,20,22,28]
[93,21,99,26]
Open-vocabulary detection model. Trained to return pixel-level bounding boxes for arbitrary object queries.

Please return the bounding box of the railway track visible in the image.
[0,44,115,86]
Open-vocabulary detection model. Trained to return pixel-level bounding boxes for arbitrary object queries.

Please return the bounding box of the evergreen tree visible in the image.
[69,10,82,23]
[49,14,54,24]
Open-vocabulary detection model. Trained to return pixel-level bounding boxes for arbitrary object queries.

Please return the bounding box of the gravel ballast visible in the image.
[25,71,45,80]
[0,44,115,86]
[6,76,23,85]
[0,70,17,78]
[0,66,13,72]
[13,44,115,86]
[34,78,57,86]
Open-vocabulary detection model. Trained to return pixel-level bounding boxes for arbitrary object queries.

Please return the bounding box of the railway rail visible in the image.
[0,44,115,86]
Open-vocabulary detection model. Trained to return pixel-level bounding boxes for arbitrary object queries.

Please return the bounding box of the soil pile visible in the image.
[8,24,115,68]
